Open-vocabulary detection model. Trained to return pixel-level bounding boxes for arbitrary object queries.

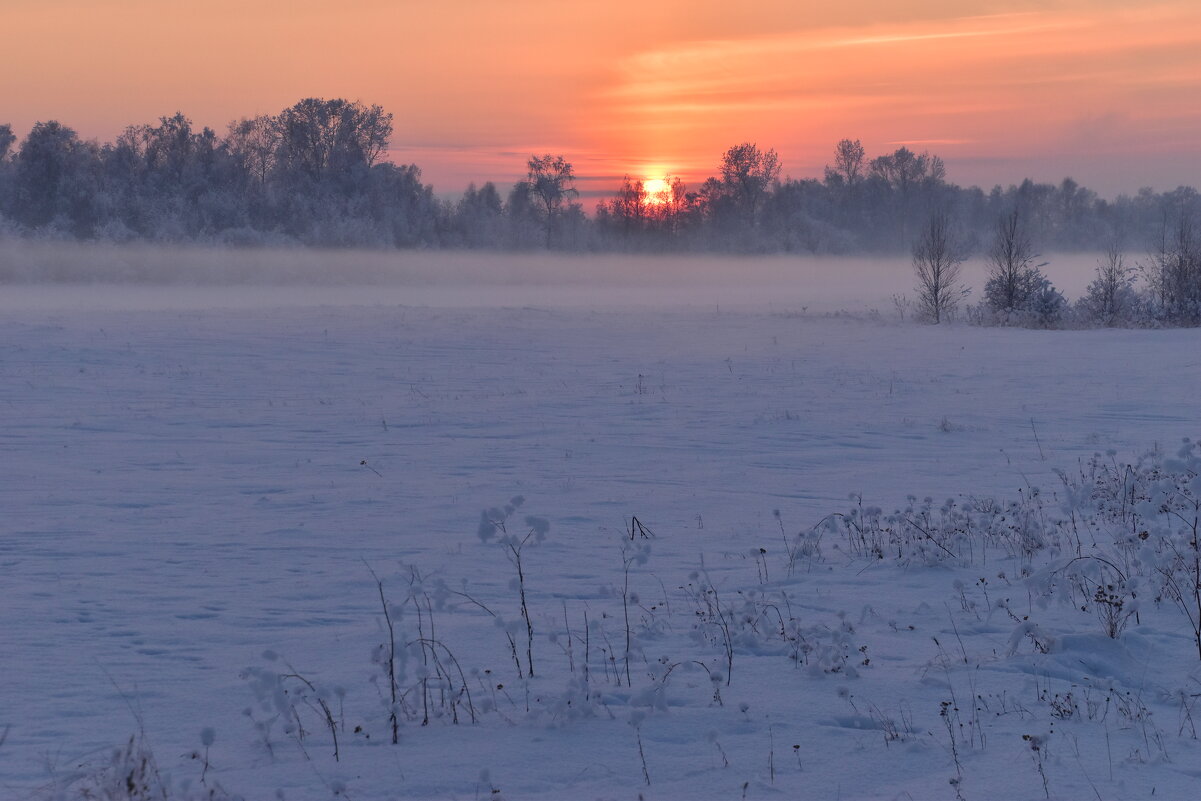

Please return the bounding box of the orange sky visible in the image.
[4,0,1200,198]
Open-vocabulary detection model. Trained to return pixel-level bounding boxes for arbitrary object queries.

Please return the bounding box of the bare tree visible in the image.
[912,210,966,323]
[647,175,688,236]
[870,146,945,194]
[825,138,865,189]
[273,98,393,183]
[1142,210,1201,323]
[984,208,1043,312]
[226,115,279,187]
[1081,245,1135,325]
[606,175,647,232]
[718,142,780,227]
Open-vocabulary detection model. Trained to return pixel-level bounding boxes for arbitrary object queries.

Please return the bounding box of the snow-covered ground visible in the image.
[3,251,1200,800]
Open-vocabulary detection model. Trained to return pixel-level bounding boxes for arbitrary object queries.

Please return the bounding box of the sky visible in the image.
[3,0,1200,200]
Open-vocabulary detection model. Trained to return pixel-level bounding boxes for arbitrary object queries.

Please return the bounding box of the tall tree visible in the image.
[870,146,945,194]
[984,207,1044,312]
[911,210,966,323]
[274,98,393,185]
[14,121,102,232]
[525,154,578,247]
[454,182,504,247]
[602,176,648,240]
[225,115,279,187]
[718,142,780,227]
[647,176,688,237]
[825,138,865,189]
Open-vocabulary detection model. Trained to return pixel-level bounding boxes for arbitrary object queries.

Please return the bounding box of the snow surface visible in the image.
[2,252,1200,800]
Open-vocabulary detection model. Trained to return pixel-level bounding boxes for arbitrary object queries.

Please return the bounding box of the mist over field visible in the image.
[0,239,1107,313]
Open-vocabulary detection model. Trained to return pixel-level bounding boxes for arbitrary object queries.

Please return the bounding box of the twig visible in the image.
[1030,418,1046,461]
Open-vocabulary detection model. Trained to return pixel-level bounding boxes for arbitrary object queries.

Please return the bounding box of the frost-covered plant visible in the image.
[618,531,652,687]
[1022,732,1051,799]
[367,566,478,733]
[792,613,863,676]
[1052,441,1201,658]
[1077,247,1137,326]
[822,492,1051,570]
[72,733,236,801]
[545,674,612,724]
[1054,556,1139,638]
[805,440,1201,667]
[241,652,345,762]
[629,710,651,786]
[829,439,1201,659]
[680,567,735,685]
[1140,214,1201,325]
[970,208,1079,328]
[1145,441,1201,660]
[979,269,1064,328]
[477,496,550,678]
[984,266,1052,319]
[779,508,824,574]
[982,208,1044,315]
[1024,281,1067,328]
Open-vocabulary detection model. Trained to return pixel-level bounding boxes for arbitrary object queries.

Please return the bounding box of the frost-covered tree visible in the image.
[225,115,279,187]
[1141,208,1201,324]
[453,182,504,248]
[870,147,945,195]
[274,98,393,186]
[364,162,439,248]
[524,154,578,248]
[719,142,780,229]
[600,176,648,242]
[911,210,966,323]
[1078,246,1136,325]
[825,138,865,190]
[13,121,103,234]
[503,179,545,249]
[983,208,1046,313]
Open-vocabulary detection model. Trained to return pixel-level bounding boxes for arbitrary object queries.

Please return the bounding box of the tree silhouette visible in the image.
[525,154,578,247]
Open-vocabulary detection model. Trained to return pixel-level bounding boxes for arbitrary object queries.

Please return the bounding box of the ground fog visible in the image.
[0,239,1104,312]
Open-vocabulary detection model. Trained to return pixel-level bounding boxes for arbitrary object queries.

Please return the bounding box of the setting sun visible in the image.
[642,177,670,203]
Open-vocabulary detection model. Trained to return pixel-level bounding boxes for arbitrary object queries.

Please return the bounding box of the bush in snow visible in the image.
[831,440,1201,661]
[68,732,237,800]
[981,208,1044,315]
[1075,246,1137,326]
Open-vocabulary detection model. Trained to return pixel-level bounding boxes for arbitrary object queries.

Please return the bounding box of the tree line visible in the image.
[0,97,1197,256]
[910,203,1201,327]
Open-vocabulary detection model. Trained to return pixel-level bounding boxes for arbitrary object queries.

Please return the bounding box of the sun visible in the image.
[641,177,671,205]
[643,177,668,195]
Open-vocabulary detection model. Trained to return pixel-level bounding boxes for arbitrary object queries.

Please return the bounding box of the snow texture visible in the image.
[2,254,1199,800]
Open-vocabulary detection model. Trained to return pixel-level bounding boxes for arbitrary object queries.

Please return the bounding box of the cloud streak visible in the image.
[594,2,1201,193]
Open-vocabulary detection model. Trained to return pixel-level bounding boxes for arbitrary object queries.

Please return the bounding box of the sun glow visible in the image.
[643,177,668,195]
[641,176,672,205]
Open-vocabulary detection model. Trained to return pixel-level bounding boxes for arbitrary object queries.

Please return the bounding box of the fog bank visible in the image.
[0,239,1106,312]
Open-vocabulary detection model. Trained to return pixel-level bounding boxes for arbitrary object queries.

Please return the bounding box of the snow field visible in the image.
[2,284,1200,800]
